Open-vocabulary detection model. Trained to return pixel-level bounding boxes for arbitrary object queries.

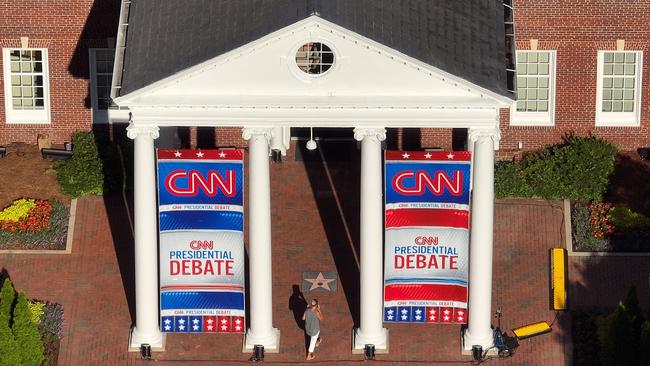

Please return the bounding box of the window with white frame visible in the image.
[510,50,556,126]
[596,51,643,126]
[2,48,50,123]
[89,48,114,123]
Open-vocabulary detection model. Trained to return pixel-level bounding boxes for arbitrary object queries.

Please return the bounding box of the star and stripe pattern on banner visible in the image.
[157,149,243,160]
[161,315,245,333]
[384,306,467,324]
[384,150,470,161]
[203,316,217,332]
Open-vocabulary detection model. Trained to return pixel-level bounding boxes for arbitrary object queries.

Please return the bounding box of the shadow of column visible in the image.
[300,139,361,326]
[92,124,136,324]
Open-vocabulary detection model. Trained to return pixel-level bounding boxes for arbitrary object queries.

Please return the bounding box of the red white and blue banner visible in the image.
[157,149,245,333]
[384,151,471,324]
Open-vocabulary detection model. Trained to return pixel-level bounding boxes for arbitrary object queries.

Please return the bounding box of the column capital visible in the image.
[353,127,386,142]
[468,126,500,150]
[242,127,273,141]
[126,122,160,140]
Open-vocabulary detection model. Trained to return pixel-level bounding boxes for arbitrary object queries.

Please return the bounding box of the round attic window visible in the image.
[295,42,334,75]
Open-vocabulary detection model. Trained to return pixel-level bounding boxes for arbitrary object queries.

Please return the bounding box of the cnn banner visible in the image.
[157,149,245,333]
[383,151,471,324]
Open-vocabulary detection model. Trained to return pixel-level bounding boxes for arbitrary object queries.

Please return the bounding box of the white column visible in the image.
[243,127,280,351]
[463,127,500,351]
[127,123,165,349]
[353,127,389,352]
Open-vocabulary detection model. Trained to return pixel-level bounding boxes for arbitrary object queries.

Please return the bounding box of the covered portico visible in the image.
[112,2,512,355]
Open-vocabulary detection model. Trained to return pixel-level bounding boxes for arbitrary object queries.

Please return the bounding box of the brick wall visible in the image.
[504,0,650,153]
[0,0,119,146]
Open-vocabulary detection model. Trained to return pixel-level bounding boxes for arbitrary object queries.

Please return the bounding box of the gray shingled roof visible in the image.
[118,0,510,97]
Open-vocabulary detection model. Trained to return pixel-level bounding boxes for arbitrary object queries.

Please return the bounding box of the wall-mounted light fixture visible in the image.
[306,128,317,151]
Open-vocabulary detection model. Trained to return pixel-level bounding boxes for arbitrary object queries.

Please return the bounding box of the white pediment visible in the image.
[116,16,512,128]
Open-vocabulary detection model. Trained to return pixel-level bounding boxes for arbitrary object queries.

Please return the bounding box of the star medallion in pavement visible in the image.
[302,271,337,292]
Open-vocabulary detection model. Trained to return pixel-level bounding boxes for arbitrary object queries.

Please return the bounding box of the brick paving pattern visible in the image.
[2,145,648,365]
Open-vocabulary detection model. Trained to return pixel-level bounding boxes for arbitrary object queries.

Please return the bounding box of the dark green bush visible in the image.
[494,161,533,198]
[54,132,104,198]
[495,136,618,200]
[12,292,45,366]
[574,287,650,366]
[596,286,649,366]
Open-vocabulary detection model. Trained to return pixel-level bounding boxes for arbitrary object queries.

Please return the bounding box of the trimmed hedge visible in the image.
[0,278,48,366]
[54,132,104,198]
[495,136,618,200]
[0,312,20,366]
[13,292,45,366]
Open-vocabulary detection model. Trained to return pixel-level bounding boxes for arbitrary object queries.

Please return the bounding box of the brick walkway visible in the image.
[4,144,647,365]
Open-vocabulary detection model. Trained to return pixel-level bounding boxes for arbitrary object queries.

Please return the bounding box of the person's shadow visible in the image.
[288,284,307,329]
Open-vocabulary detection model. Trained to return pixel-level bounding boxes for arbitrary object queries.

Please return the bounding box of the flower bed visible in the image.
[571,200,650,252]
[0,198,69,250]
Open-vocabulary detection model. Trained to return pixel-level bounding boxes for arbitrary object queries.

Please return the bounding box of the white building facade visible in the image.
[113,4,513,354]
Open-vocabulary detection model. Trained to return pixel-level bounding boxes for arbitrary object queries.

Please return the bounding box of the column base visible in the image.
[461,326,494,353]
[243,328,280,353]
[128,327,165,352]
[352,327,389,354]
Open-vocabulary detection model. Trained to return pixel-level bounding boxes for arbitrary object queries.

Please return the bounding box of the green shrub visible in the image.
[94,134,130,193]
[0,278,15,321]
[12,292,44,366]
[0,312,20,366]
[597,303,636,366]
[494,161,533,198]
[609,205,650,233]
[54,132,104,198]
[596,286,648,366]
[495,136,618,200]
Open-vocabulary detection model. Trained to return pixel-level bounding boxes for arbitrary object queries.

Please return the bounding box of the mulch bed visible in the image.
[0,143,71,251]
[0,142,70,209]
[42,333,61,366]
